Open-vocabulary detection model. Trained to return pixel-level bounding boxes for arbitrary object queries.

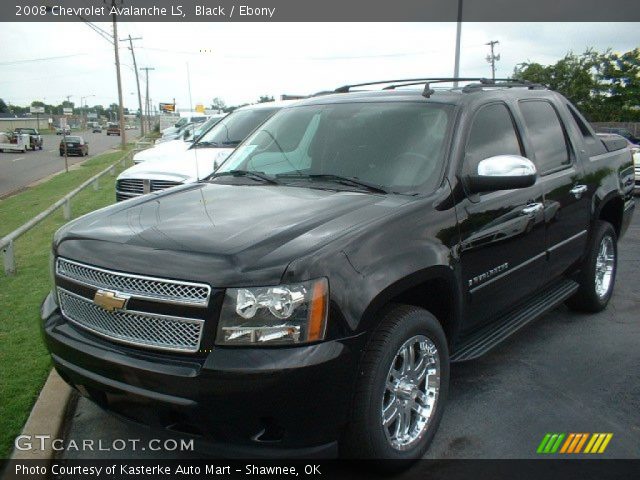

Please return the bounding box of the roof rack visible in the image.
[334,77,547,98]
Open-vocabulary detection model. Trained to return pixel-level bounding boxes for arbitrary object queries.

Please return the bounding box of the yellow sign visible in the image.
[195,104,205,113]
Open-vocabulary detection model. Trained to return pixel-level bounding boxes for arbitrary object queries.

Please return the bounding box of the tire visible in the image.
[340,305,449,460]
[566,221,617,313]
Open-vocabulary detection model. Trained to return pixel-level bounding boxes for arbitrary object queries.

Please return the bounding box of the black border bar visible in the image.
[4,0,640,22]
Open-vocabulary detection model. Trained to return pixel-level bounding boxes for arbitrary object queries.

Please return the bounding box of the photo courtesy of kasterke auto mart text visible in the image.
[42,80,635,459]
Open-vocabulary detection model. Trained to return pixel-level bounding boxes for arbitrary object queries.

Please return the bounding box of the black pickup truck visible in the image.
[42,79,635,460]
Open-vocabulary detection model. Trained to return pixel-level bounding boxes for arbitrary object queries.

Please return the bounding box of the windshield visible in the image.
[174,118,188,128]
[216,102,452,193]
[65,136,81,142]
[196,107,279,147]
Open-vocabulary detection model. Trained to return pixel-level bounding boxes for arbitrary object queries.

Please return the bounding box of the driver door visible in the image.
[457,102,546,331]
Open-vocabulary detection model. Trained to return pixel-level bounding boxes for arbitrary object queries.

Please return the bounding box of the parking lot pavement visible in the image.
[59,201,639,460]
[0,129,139,198]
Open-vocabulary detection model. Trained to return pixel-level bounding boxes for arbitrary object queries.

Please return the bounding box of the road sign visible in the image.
[195,104,205,113]
[30,106,45,114]
[87,112,98,119]
[63,108,73,115]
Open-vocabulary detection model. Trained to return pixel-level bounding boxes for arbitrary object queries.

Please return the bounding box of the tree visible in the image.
[31,100,45,108]
[211,97,226,111]
[0,98,7,113]
[513,48,640,122]
[257,95,274,103]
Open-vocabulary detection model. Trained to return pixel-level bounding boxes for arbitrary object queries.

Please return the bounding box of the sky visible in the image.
[1,22,638,111]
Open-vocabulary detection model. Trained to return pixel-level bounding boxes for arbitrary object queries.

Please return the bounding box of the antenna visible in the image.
[186,62,201,182]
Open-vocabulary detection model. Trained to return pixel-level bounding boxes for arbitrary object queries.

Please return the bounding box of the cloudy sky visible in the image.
[1,22,638,111]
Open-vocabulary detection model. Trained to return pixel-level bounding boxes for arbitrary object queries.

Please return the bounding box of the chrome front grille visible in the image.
[116,178,144,195]
[56,258,211,306]
[116,178,182,201]
[58,288,204,353]
[151,180,182,191]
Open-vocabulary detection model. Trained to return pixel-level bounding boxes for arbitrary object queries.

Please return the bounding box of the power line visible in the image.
[0,53,88,66]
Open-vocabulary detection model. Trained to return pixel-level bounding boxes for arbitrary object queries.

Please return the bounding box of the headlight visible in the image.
[216,278,328,346]
[49,252,58,306]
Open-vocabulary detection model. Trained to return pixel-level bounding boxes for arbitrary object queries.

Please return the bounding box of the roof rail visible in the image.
[334,77,547,98]
[461,79,546,92]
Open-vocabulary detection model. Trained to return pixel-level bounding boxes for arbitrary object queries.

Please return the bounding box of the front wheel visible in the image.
[341,305,449,459]
[566,221,617,312]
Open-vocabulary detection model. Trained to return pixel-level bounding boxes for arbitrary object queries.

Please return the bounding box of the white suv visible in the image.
[116,101,295,201]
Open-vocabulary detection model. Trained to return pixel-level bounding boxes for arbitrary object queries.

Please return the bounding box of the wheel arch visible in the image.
[594,192,624,238]
[360,266,462,349]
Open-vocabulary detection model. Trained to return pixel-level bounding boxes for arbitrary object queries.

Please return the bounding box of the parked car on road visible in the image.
[59,136,88,156]
[13,127,43,150]
[106,123,121,136]
[43,79,634,460]
[117,102,291,200]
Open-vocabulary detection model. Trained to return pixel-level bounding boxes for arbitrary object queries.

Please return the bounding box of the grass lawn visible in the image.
[0,146,134,458]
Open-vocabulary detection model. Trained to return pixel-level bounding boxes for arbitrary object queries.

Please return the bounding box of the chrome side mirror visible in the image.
[466,155,537,193]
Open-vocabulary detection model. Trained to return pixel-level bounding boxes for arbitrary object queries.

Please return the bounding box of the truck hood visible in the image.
[118,147,234,183]
[55,183,410,286]
[133,140,191,163]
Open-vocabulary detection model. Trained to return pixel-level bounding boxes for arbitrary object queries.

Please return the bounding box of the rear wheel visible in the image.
[566,221,617,312]
[341,305,448,459]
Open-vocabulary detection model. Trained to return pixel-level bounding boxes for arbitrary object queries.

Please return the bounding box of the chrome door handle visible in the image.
[522,203,543,215]
[570,185,587,199]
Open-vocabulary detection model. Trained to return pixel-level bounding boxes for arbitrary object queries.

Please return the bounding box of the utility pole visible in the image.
[110,0,126,148]
[485,40,500,81]
[140,67,155,133]
[453,0,463,88]
[120,35,144,136]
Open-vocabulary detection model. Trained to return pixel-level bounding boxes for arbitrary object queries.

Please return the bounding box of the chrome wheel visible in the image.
[382,335,440,451]
[595,235,615,299]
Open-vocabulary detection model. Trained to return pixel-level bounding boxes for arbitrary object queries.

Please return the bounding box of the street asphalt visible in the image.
[0,128,139,198]
[59,199,639,460]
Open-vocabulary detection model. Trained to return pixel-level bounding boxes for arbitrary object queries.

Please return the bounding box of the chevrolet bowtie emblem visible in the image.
[93,290,128,312]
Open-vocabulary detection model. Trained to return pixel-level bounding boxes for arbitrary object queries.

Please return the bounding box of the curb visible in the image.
[9,369,72,464]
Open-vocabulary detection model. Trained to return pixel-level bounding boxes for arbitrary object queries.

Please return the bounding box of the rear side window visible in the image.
[519,101,571,173]
[566,104,606,156]
[463,103,522,177]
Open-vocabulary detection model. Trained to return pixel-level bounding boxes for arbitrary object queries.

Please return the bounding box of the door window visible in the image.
[519,101,571,174]
[463,103,523,177]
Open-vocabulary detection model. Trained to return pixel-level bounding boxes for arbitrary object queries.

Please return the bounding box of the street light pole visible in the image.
[140,67,155,133]
[453,0,463,88]
[80,95,95,131]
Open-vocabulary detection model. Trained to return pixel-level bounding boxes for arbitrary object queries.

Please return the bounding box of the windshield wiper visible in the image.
[193,140,220,148]
[277,173,387,194]
[209,170,279,184]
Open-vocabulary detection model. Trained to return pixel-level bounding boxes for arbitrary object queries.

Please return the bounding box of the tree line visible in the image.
[513,48,639,122]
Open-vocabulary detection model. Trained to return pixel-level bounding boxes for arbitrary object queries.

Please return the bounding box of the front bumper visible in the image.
[41,293,362,456]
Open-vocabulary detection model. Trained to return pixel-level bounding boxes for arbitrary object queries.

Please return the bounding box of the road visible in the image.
[0,128,139,198]
[60,201,639,460]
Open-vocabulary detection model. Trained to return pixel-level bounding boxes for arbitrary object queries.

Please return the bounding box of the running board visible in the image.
[451,279,579,362]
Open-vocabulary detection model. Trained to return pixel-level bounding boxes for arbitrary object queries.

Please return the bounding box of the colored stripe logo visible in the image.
[537,433,613,454]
